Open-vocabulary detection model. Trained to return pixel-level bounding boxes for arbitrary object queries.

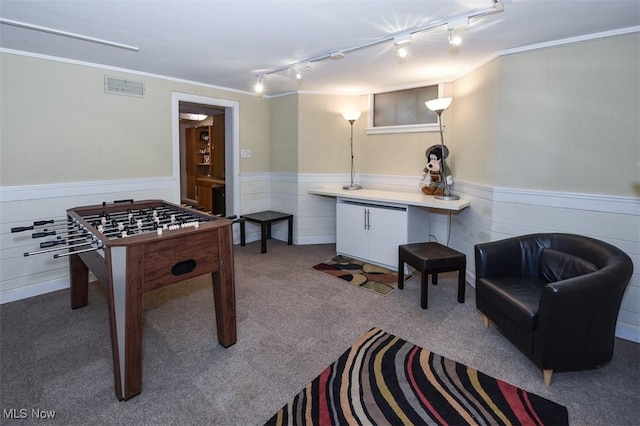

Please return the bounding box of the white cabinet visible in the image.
[336,199,430,270]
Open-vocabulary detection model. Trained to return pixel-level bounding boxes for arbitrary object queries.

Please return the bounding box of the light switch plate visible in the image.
[241,149,252,158]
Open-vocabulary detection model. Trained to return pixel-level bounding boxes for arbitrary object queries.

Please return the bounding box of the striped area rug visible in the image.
[266,328,568,425]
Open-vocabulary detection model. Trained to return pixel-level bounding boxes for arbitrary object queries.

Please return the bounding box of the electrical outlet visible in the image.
[241,149,252,158]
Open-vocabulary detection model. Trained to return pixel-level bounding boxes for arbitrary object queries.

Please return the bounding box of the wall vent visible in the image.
[104,76,145,97]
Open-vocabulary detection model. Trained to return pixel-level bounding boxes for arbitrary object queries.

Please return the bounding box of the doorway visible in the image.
[171,93,240,219]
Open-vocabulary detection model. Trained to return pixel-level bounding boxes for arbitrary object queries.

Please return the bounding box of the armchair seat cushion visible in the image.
[477,277,546,331]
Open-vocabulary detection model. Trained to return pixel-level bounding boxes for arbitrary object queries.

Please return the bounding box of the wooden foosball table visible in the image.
[64,199,237,400]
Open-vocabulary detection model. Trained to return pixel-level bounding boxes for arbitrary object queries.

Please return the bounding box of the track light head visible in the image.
[394,33,411,58]
[395,44,409,58]
[447,17,467,46]
[295,62,312,80]
[254,74,265,93]
[448,29,462,46]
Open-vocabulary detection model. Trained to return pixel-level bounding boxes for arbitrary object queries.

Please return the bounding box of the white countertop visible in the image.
[308,187,470,211]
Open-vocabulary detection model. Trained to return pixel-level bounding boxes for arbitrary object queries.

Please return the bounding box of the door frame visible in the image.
[171,92,240,217]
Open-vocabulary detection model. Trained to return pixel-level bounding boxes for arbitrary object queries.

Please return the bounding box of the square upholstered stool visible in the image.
[398,242,466,309]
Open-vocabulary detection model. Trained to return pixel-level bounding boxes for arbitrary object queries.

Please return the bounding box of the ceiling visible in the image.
[1,0,638,97]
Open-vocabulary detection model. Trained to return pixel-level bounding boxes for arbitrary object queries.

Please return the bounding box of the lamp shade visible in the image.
[342,111,362,122]
[425,97,452,113]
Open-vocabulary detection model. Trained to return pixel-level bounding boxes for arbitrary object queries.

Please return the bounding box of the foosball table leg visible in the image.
[211,226,237,348]
[108,245,144,401]
[69,253,89,309]
[212,270,237,348]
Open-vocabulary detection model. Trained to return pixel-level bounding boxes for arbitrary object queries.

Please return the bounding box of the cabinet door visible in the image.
[210,116,225,179]
[196,184,213,213]
[185,128,198,200]
[336,201,368,261]
[368,205,407,268]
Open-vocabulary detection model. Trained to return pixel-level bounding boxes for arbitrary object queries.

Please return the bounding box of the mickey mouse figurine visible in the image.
[420,144,453,196]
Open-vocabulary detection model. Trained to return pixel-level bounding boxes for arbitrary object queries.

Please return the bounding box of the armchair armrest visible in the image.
[534,264,630,370]
[475,238,524,278]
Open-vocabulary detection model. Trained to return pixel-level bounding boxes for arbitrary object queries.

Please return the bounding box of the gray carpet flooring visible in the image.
[1,241,638,425]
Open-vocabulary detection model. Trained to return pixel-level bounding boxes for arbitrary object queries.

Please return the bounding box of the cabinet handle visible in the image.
[366,209,371,230]
[363,209,367,230]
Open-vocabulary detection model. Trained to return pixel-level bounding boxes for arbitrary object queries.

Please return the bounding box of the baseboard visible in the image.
[296,235,336,245]
[0,277,69,305]
[615,323,640,343]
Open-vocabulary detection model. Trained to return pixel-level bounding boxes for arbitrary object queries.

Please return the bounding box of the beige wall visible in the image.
[238,95,271,173]
[2,32,638,195]
[0,53,272,186]
[297,93,364,174]
[361,127,444,178]
[475,34,638,196]
[1,55,169,184]
[270,95,298,173]
[349,33,639,196]
[294,92,449,178]
[450,59,501,186]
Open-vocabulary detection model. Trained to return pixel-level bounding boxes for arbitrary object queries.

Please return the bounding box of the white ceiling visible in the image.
[1,0,639,97]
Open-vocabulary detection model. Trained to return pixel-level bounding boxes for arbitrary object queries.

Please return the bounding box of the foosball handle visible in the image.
[33,231,56,238]
[102,199,135,207]
[11,226,34,233]
[40,240,66,248]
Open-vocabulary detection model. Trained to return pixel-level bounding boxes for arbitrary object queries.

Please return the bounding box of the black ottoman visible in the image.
[398,242,466,309]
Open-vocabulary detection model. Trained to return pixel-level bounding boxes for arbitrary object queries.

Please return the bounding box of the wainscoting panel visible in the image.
[0,178,176,304]
[434,181,494,287]
[238,173,272,244]
[296,174,348,245]
[3,174,637,342]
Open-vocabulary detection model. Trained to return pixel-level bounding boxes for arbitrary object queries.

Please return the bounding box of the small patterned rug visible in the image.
[312,255,409,296]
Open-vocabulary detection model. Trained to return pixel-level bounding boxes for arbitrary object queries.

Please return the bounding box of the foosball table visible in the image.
[18,199,237,400]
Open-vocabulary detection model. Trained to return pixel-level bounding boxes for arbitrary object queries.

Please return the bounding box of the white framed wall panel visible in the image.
[0,178,176,304]
[3,173,637,343]
[239,173,272,244]
[443,181,494,285]
[296,173,348,245]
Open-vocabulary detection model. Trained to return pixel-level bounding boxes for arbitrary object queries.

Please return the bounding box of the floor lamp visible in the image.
[425,97,459,201]
[342,111,362,190]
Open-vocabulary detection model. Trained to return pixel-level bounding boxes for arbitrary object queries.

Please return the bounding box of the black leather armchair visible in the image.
[475,233,633,386]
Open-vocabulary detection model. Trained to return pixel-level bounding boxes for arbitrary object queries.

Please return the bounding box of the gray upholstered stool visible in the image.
[398,242,466,309]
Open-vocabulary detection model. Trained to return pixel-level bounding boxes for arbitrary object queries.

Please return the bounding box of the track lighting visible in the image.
[251,2,504,93]
[295,62,312,80]
[447,17,468,46]
[394,33,411,58]
[448,29,462,46]
[254,75,265,94]
[395,44,408,58]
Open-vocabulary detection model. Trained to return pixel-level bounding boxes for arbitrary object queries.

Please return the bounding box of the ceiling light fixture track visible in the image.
[252,1,504,92]
[0,18,140,52]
